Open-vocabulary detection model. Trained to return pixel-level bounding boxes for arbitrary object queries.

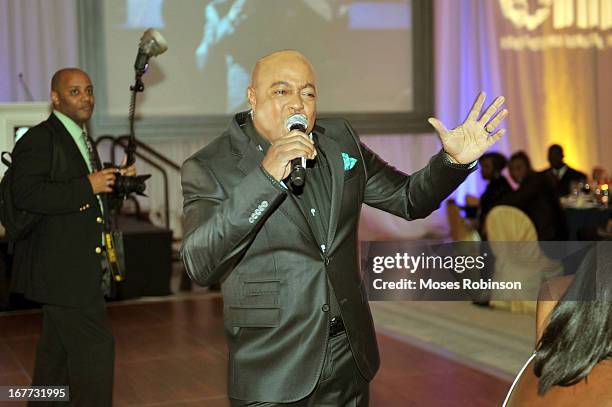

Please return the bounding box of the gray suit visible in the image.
[181,112,473,402]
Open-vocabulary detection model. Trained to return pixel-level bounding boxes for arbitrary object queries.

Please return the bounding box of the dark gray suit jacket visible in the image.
[181,112,473,402]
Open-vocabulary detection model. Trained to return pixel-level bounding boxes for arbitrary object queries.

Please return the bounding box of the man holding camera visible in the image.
[10,68,135,406]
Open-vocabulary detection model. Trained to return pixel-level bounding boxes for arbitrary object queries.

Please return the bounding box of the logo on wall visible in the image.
[499,0,612,50]
[499,0,553,31]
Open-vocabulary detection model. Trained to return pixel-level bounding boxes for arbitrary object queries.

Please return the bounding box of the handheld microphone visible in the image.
[134,28,168,75]
[285,114,309,187]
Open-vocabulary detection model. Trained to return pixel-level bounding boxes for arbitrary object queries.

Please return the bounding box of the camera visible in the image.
[103,163,150,209]
[114,172,150,196]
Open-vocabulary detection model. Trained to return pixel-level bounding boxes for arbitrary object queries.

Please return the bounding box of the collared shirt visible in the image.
[552,165,568,180]
[53,110,94,173]
[244,117,342,321]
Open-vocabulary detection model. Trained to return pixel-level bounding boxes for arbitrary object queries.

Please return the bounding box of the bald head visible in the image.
[51,68,89,92]
[50,68,94,126]
[247,50,317,143]
[250,50,316,87]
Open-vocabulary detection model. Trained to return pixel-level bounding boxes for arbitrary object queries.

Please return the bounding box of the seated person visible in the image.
[546,144,587,197]
[503,245,612,406]
[591,167,609,185]
[478,152,512,236]
[502,151,567,241]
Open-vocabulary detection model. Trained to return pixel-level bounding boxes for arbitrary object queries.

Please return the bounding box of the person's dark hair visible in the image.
[534,243,612,394]
[509,151,532,170]
[479,152,507,172]
[548,144,563,156]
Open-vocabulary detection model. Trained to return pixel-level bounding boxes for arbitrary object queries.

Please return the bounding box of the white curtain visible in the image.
[357,0,515,241]
[434,0,512,203]
[0,0,78,102]
[436,0,611,177]
[358,133,449,240]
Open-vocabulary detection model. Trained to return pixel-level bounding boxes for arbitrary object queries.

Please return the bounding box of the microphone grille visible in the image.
[285,114,308,131]
[139,28,168,57]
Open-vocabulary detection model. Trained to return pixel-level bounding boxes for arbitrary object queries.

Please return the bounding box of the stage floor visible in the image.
[0,294,510,406]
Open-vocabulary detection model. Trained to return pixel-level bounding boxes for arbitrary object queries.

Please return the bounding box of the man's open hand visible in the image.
[428,92,508,164]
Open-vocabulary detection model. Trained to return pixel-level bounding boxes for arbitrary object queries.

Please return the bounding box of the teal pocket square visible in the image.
[342,153,357,171]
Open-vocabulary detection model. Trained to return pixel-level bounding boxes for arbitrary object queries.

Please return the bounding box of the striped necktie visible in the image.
[81,131,101,171]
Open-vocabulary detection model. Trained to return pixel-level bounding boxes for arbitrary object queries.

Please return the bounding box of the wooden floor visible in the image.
[0,295,511,406]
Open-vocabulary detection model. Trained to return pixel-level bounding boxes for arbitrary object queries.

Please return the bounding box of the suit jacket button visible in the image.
[96,217,103,224]
[321,304,330,312]
[324,257,330,266]
[95,246,102,254]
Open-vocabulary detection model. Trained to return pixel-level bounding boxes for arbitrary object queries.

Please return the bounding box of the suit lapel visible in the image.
[46,114,90,175]
[315,130,344,252]
[232,124,318,247]
[235,137,263,177]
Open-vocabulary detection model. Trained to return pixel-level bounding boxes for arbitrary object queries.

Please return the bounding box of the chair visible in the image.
[446,199,481,242]
[446,200,486,302]
[484,206,563,314]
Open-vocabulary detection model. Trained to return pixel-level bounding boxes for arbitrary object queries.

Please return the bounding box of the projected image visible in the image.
[195,0,247,71]
[104,0,414,117]
[122,0,165,28]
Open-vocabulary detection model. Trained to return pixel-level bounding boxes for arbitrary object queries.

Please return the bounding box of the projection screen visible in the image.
[79,0,433,138]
